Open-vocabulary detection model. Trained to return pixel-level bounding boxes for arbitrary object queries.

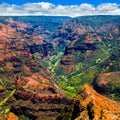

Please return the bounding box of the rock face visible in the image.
[57,85,120,120]
[0,19,71,120]
[6,18,55,57]
[0,112,19,120]
[7,112,19,120]
[64,43,97,56]
[93,72,120,100]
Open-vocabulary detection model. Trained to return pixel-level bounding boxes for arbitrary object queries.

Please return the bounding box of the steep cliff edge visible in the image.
[57,84,120,120]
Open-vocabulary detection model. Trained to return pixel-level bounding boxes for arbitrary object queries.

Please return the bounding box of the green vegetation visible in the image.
[0,89,15,107]
[34,52,64,74]
[19,115,30,120]
[43,16,120,98]
[0,89,16,115]
[75,15,120,29]
[0,67,16,116]
[52,40,115,97]
[57,101,80,120]
[0,78,4,86]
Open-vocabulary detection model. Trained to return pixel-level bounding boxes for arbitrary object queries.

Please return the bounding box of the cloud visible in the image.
[96,3,120,15]
[0,2,120,17]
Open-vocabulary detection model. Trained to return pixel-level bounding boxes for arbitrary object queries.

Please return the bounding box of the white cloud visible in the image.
[96,3,120,15]
[0,2,120,17]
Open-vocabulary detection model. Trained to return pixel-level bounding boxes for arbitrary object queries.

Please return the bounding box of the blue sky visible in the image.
[0,0,120,16]
[0,0,120,5]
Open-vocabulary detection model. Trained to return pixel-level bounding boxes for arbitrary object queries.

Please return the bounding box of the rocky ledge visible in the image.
[57,84,120,120]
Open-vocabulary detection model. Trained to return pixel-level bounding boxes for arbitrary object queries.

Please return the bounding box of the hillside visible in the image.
[45,16,120,98]
[57,84,120,120]
[0,17,72,120]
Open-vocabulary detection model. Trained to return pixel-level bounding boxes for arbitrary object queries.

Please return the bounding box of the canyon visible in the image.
[0,16,120,120]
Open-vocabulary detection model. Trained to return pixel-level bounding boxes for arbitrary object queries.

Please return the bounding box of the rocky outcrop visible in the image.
[0,112,19,120]
[25,42,55,57]
[75,85,120,120]
[57,85,120,120]
[93,72,120,100]
[6,18,33,34]
[64,43,97,55]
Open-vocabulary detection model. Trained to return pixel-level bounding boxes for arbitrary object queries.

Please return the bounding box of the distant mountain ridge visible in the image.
[0,16,70,32]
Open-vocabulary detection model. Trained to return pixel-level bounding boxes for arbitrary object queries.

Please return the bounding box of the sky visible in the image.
[0,0,120,17]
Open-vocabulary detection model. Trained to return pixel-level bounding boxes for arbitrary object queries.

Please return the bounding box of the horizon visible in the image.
[0,15,120,18]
